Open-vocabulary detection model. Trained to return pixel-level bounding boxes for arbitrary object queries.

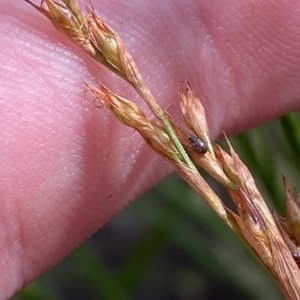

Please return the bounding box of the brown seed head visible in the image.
[268,225,300,300]
[284,176,300,245]
[84,83,180,162]
[86,11,122,73]
[226,193,274,273]
[216,140,275,226]
[179,82,213,156]
[25,0,85,42]
[175,163,229,223]
[24,0,123,75]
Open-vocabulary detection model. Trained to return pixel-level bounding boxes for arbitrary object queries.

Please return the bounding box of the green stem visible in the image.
[162,115,194,167]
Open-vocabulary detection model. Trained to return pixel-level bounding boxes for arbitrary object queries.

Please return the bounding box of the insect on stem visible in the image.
[189,135,207,154]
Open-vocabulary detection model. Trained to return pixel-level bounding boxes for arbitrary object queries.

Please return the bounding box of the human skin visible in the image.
[1,0,300,298]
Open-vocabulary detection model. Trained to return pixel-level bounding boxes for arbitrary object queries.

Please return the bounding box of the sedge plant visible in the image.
[24,1,300,299]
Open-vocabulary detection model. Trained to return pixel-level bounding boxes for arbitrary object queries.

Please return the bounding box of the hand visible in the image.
[1,0,300,297]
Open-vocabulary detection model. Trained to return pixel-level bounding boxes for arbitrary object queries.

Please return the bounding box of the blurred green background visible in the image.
[13,112,300,300]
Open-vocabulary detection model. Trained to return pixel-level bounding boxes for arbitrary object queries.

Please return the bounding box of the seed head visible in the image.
[179,82,214,156]
[283,176,300,245]
[84,83,180,163]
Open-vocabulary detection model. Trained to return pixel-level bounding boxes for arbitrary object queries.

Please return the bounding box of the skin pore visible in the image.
[1,0,300,297]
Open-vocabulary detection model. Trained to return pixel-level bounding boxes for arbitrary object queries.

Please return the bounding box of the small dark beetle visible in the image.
[291,249,300,268]
[188,135,207,154]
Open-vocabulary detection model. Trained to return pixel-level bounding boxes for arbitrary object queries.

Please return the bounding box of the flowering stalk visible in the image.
[25,0,190,167]
[25,1,300,299]
[84,82,230,224]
